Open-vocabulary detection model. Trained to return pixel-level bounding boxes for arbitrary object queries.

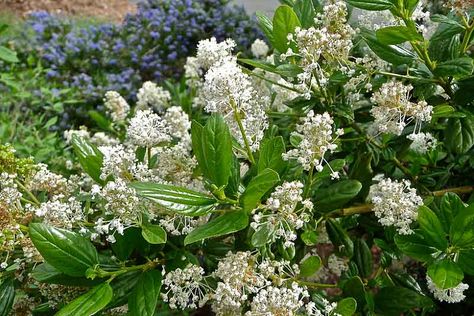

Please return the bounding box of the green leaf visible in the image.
[293,0,316,28]
[71,135,104,184]
[239,58,276,73]
[432,104,455,118]
[141,222,167,245]
[31,263,102,287]
[361,30,415,65]
[0,46,19,63]
[128,270,162,316]
[326,218,354,257]
[131,182,217,216]
[458,249,474,276]
[334,297,357,316]
[347,0,394,10]
[342,277,367,311]
[55,283,113,316]
[454,76,474,105]
[258,136,287,175]
[0,279,14,316]
[405,0,420,13]
[272,5,301,53]
[184,210,249,245]
[433,57,473,78]
[427,259,464,289]
[241,168,280,212]
[450,204,474,248]
[29,223,99,277]
[275,63,304,77]
[111,228,143,261]
[299,255,321,277]
[354,239,373,278]
[195,115,233,187]
[445,117,474,154]
[89,110,112,131]
[417,206,448,250]
[374,287,433,315]
[430,20,465,43]
[251,223,274,247]
[314,180,362,212]
[376,26,423,45]
[438,193,466,233]
[394,232,439,262]
[256,12,274,44]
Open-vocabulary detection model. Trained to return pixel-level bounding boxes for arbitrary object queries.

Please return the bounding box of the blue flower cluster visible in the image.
[23,0,261,103]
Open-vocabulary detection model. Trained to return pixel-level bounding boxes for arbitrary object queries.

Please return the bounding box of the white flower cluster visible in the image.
[63,127,119,147]
[162,264,210,309]
[136,81,171,111]
[283,111,343,174]
[427,276,469,303]
[306,298,340,316]
[252,181,313,247]
[103,91,130,122]
[369,177,423,235]
[196,37,236,70]
[251,39,269,58]
[370,81,433,136]
[127,109,171,147]
[0,172,21,209]
[28,163,68,194]
[32,196,84,230]
[407,132,437,154]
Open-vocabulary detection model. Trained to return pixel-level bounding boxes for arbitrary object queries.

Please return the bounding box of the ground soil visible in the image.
[0,0,136,21]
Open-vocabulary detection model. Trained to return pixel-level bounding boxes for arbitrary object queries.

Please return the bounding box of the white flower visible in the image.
[162,264,209,309]
[306,298,339,316]
[0,172,22,208]
[196,37,236,69]
[427,276,469,303]
[203,57,268,151]
[63,127,90,144]
[163,106,191,146]
[370,81,433,135]
[127,110,171,147]
[368,177,423,234]
[136,81,171,111]
[103,91,130,122]
[407,132,437,154]
[283,111,342,172]
[28,163,67,194]
[246,282,308,315]
[99,144,136,180]
[251,39,269,58]
[32,197,84,230]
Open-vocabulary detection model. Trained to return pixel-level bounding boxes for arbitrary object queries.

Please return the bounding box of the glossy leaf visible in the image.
[444,117,474,154]
[128,270,162,316]
[376,26,423,45]
[0,279,14,316]
[293,0,315,28]
[299,255,321,277]
[347,0,394,10]
[131,182,217,216]
[256,12,274,44]
[417,206,448,250]
[326,218,354,257]
[458,249,474,276]
[141,222,167,245]
[374,287,433,315]
[394,232,439,262]
[434,57,474,78]
[241,168,280,212]
[314,180,362,212]
[71,135,104,184]
[354,239,373,278]
[334,297,357,316]
[29,223,99,277]
[450,204,474,248]
[272,5,301,52]
[251,223,274,247]
[427,259,464,289]
[258,136,287,175]
[184,210,249,245]
[362,30,415,65]
[55,283,113,316]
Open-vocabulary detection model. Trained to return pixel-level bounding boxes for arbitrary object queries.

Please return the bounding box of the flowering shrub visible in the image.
[1,0,474,315]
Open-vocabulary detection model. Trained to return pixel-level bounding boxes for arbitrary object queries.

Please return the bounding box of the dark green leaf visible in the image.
[326,218,354,257]
[0,279,14,316]
[299,255,321,277]
[342,276,367,311]
[458,249,474,276]
[354,239,373,278]
[430,20,465,43]
[275,63,304,77]
[31,263,102,287]
[128,270,162,316]
[314,180,362,212]
[301,230,318,246]
[433,57,473,78]
[71,135,104,184]
[88,110,112,131]
[258,136,287,175]
[111,228,143,261]
[241,168,280,212]
[445,117,474,154]
[427,259,463,289]
[29,223,99,277]
[450,204,474,248]
[272,5,301,52]
[418,206,448,250]
[376,26,423,45]
[347,0,394,10]
[334,297,357,316]
[394,232,440,262]
[239,58,276,72]
[431,104,455,118]
[362,30,415,65]
[374,287,433,315]
[55,283,113,316]
[141,222,167,245]
[131,182,217,216]
[454,76,474,105]
[184,210,249,245]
